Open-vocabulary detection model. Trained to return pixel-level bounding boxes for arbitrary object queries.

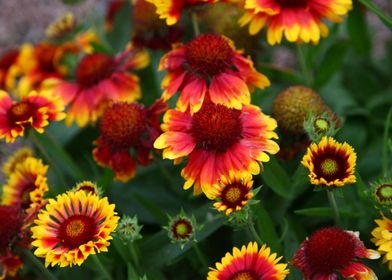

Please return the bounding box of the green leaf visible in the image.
[31,131,86,182]
[347,2,372,56]
[314,41,348,89]
[106,2,133,53]
[260,157,292,198]
[290,165,311,197]
[358,0,392,31]
[133,193,169,224]
[255,204,282,254]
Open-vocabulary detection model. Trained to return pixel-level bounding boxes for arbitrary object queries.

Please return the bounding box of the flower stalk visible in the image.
[191,12,200,36]
[21,249,57,280]
[327,189,341,226]
[91,254,112,280]
[247,215,262,244]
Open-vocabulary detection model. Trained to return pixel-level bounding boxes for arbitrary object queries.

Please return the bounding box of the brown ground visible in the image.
[0,0,108,52]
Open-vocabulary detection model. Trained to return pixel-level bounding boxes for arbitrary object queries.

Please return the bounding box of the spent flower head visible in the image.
[116,215,143,244]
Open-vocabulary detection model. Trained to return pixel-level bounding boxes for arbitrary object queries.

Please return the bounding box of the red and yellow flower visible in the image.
[292,227,380,279]
[0,44,35,93]
[371,211,392,271]
[0,90,65,142]
[154,102,279,197]
[239,0,352,45]
[2,157,49,214]
[210,171,254,215]
[0,49,20,91]
[148,0,217,26]
[208,241,289,279]
[0,251,23,280]
[2,146,33,176]
[159,34,270,112]
[302,136,356,187]
[46,45,149,127]
[16,42,80,97]
[93,99,167,182]
[31,190,119,267]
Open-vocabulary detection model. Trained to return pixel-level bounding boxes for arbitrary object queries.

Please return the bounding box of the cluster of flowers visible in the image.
[0,147,119,276]
[0,0,391,279]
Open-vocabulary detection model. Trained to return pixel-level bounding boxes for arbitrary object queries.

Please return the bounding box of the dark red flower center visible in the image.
[58,215,97,249]
[231,270,257,280]
[313,151,348,182]
[76,183,97,195]
[76,54,115,88]
[100,102,147,149]
[8,101,36,123]
[0,206,22,254]
[21,182,36,209]
[305,227,356,274]
[191,103,242,152]
[171,219,193,240]
[34,43,58,73]
[276,0,309,8]
[185,34,233,76]
[0,49,19,71]
[220,183,248,209]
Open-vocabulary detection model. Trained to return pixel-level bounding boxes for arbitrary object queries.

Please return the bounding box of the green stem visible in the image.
[248,215,262,244]
[91,254,112,280]
[22,250,56,280]
[128,242,140,271]
[382,108,392,176]
[296,44,312,86]
[193,243,209,269]
[327,190,341,225]
[127,262,139,280]
[191,12,200,36]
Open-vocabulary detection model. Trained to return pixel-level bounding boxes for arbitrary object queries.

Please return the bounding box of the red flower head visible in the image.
[0,205,23,255]
[93,99,167,182]
[148,0,217,26]
[0,49,19,91]
[154,102,279,197]
[17,42,79,97]
[0,90,65,142]
[47,46,149,127]
[159,34,270,113]
[0,205,28,278]
[0,251,23,279]
[292,227,380,280]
